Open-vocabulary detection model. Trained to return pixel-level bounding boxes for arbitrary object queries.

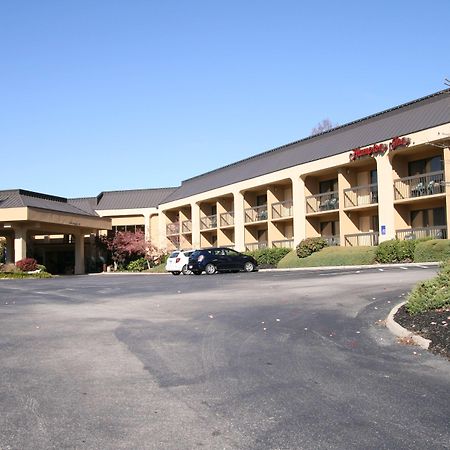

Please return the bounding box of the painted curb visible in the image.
[386,301,431,350]
[260,262,439,272]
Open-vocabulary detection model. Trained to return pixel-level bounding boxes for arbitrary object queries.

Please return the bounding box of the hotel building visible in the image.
[1,89,449,273]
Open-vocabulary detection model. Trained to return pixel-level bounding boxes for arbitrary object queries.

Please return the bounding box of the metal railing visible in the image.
[181,220,192,234]
[166,222,180,235]
[272,239,294,249]
[245,241,268,251]
[396,226,447,240]
[272,200,293,219]
[245,205,268,223]
[344,232,379,247]
[200,214,217,230]
[344,184,378,208]
[219,211,234,227]
[323,235,340,246]
[306,191,339,214]
[394,171,445,200]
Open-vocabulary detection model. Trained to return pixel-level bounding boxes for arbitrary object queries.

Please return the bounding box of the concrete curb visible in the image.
[386,301,431,350]
[259,262,440,272]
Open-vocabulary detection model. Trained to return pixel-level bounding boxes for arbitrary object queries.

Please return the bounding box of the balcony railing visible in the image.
[200,214,217,230]
[181,220,192,234]
[272,239,294,249]
[220,211,234,227]
[323,235,340,246]
[166,222,180,235]
[394,171,445,200]
[245,241,268,251]
[306,191,339,214]
[344,232,379,247]
[344,184,378,208]
[396,226,447,241]
[272,200,293,219]
[245,205,268,223]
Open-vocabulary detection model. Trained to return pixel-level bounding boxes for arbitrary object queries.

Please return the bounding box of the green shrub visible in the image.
[245,247,291,266]
[414,239,450,262]
[126,258,148,272]
[375,240,399,263]
[375,239,424,264]
[406,262,450,315]
[37,264,47,273]
[296,237,328,259]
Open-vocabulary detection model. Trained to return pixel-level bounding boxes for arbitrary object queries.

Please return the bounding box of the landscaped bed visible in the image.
[395,305,450,359]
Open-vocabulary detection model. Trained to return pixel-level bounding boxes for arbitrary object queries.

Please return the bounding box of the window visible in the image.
[411,208,445,228]
[408,156,443,176]
[319,179,338,193]
[256,194,267,206]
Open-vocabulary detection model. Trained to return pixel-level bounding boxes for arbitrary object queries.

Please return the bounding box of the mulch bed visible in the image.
[395,305,450,360]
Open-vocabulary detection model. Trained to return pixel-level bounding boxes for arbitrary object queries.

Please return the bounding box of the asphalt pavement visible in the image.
[0,267,449,450]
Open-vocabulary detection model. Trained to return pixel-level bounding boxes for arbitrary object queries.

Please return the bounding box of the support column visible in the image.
[376,153,396,242]
[6,235,14,263]
[233,191,245,251]
[14,226,27,262]
[444,147,450,237]
[144,213,151,242]
[291,176,306,247]
[191,202,201,249]
[158,211,168,251]
[338,169,351,247]
[74,231,85,275]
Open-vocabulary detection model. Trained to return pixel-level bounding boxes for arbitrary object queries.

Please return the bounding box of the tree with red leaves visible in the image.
[100,229,162,270]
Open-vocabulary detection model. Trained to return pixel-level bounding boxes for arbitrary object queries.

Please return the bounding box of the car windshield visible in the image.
[169,251,180,258]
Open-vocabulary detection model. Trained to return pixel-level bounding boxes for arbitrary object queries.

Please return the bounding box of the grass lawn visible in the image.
[277,246,377,268]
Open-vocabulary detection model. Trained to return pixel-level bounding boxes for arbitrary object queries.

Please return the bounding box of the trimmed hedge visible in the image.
[406,261,450,314]
[296,237,328,259]
[246,247,291,266]
[414,239,450,262]
[126,258,148,272]
[375,239,418,263]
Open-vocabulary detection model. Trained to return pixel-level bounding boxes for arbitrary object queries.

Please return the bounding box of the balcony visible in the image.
[166,222,180,235]
[394,171,445,200]
[344,232,379,247]
[344,184,378,208]
[323,235,340,246]
[272,200,293,220]
[181,220,192,234]
[396,226,447,241]
[245,205,268,223]
[200,214,217,230]
[306,191,339,214]
[219,211,234,228]
[272,239,294,249]
[245,241,268,251]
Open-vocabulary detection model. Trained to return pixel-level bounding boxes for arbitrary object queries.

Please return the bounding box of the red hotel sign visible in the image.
[349,136,411,161]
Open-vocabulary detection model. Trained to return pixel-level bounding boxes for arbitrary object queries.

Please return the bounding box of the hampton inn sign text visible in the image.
[350,136,411,161]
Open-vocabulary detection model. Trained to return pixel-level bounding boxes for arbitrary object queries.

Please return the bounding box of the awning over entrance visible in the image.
[0,189,111,274]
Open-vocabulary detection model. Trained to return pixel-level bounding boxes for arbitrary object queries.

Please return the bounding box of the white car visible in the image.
[165,250,194,275]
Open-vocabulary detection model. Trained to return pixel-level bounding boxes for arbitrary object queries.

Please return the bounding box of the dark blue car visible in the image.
[188,247,258,275]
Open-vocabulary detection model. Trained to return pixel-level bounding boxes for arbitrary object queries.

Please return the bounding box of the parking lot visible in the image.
[1,267,449,449]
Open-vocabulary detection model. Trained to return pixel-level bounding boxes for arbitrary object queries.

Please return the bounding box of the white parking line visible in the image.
[378,268,384,272]
[399,267,408,270]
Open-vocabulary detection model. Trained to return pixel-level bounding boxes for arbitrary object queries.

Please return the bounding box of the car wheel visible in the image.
[205,263,217,275]
[243,261,255,272]
[182,265,191,275]
[193,270,202,275]
[172,271,181,275]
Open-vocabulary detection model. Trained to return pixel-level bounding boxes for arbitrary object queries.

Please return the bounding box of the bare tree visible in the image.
[445,78,450,87]
[310,118,337,136]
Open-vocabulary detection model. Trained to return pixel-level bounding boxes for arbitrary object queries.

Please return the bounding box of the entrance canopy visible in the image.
[0,189,111,274]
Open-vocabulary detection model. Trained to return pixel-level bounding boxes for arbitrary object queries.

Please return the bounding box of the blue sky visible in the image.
[1,0,449,198]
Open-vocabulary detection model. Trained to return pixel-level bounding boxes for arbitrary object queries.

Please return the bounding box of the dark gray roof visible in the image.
[82,187,178,210]
[0,189,99,217]
[163,89,450,204]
